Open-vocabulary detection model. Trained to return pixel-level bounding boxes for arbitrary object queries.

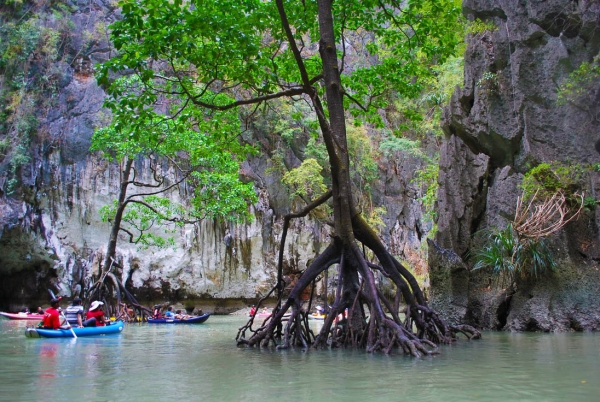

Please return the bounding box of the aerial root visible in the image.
[449,324,482,340]
[278,306,309,349]
[360,318,440,357]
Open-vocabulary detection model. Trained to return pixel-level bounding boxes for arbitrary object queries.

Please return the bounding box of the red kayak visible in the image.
[0,312,44,321]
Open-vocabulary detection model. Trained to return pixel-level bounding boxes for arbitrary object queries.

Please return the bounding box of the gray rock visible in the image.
[433,0,600,331]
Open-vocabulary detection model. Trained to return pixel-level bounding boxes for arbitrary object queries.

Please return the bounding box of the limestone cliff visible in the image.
[432,0,600,331]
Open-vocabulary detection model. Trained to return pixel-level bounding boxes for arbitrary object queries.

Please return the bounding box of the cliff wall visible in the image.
[431,0,600,331]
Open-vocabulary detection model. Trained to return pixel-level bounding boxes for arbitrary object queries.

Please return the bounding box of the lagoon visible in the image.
[0,316,599,401]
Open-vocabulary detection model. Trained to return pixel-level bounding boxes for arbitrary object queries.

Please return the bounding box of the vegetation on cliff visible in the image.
[0,1,75,195]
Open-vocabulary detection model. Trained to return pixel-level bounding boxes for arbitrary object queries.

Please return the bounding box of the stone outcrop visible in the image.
[432,0,600,331]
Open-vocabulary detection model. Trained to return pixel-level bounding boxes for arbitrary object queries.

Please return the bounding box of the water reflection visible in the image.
[1,317,599,401]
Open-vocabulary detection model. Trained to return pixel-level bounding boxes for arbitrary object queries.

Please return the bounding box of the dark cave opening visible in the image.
[495,294,512,330]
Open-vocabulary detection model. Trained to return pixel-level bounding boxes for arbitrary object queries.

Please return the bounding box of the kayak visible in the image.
[249,312,272,318]
[249,312,292,319]
[25,320,125,338]
[147,313,210,324]
[1,312,45,321]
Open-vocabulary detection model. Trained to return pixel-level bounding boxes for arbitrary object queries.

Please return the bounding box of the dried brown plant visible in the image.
[513,190,584,241]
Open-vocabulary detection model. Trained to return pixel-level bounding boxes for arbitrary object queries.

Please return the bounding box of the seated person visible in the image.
[164,306,175,319]
[65,297,85,328]
[174,309,189,320]
[83,300,106,327]
[41,298,71,330]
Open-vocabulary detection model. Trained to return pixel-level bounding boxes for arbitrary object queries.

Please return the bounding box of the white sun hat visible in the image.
[90,301,104,311]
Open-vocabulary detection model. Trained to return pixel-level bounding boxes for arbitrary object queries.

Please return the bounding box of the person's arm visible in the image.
[58,311,71,329]
[77,312,83,328]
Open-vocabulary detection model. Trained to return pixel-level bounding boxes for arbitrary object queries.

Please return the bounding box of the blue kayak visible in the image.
[147,313,210,324]
[25,320,124,338]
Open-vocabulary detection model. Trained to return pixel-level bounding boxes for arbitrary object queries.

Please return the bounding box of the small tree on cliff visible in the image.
[90,76,256,317]
[99,0,479,355]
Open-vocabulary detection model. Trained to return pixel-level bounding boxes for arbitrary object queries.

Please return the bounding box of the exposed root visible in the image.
[450,324,482,340]
[85,265,152,321]
[235,196,481,357]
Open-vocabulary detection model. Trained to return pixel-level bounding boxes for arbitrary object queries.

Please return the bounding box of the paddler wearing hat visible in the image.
[83,301,107,327]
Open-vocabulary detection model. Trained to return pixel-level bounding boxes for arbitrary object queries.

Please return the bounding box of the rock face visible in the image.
[0,1,429,312]
[432,0,600,331]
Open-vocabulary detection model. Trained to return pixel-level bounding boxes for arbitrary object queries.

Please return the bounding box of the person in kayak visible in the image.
[41,298,71,330]
[83,301,106,327]
[65,297,85,328]
[153,305,162,318]
[164,306,175,319]
[174,309,190,320]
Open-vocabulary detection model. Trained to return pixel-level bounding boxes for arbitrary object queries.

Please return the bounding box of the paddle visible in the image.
[60,310,77,339]
[48,289,77,339]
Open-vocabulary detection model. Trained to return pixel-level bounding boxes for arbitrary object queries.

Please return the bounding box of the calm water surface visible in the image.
[0,315,598,401]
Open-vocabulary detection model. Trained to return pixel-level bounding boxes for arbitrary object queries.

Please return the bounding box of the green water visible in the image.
[0,316,598,401]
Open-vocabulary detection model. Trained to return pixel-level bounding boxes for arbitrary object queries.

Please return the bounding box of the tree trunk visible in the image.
[236,0,481,356]
[101,158,133,275]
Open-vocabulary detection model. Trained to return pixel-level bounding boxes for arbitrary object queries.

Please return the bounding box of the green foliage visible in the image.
[557,57,600,105]
[466,19,498,35]
[362,206,388,233]
[347,125,379,194]
[474,162,592,282]
[411,162,439,223]
[5,147,30,195]
[92,73,258,247]
[190,168,258,223]
[584,196,597,209]
[380,136,425,158]
[388,55,465,139]
[265,147,288,178]
[338,0,465,125]
[282,158,327,200]
[472,223,557,285]
[272,101,316,146]
[476,71,498,93]
[98,0,464,128]
[0,3,77,193]
[100,198,179,249]
[304,137,329,171]
[96,0,465,244]
[378,51,463,238]
[520,162,589,204]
